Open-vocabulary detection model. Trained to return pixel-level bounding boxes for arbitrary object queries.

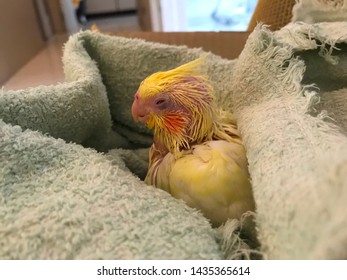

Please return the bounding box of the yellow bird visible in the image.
[131,58,255,227]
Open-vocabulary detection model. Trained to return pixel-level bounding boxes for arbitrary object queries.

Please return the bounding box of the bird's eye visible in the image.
[156,99,166,105]
[154,98,169,109]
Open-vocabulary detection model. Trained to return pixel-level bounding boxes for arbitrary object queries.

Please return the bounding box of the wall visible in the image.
[0,0,45,85]
[136,0,162,31]
[46,0,68,35]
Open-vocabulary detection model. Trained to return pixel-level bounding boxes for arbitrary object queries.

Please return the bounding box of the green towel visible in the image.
[0,31,250,259]
[0,120,225,259]
[229,22,347,259]
[1,21,347,260]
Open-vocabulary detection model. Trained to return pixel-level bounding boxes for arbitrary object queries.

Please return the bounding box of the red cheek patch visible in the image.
[164,113,187,134]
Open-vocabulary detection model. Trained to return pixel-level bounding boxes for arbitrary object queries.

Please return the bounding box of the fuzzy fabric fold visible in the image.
[1,20,347,259]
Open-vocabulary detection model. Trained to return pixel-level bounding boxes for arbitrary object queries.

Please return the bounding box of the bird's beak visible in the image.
[131,92,149,123]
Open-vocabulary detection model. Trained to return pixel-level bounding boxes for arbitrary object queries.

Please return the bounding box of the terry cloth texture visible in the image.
[0,121,222,259]
[228,22,347,259]
[0,31,250,260]
[292,0,347,23]
[1,19,347,259]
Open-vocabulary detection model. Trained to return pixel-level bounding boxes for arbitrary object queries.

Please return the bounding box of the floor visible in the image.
[3,35,67,90]
[3,14,140,90]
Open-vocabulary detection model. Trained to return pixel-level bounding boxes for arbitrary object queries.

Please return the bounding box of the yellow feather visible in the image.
[138,57,242,155]
[140,58,255,227]
[139,57,207,99]
[145,140,254,227]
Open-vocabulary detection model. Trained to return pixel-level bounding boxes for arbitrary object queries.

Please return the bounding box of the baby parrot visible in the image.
[131,57,255,227]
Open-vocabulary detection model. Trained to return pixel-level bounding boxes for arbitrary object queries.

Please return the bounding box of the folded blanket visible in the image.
[229,22,347,259]
[1,21,347,259]
[0,31,247,260]
[292,0,347,23]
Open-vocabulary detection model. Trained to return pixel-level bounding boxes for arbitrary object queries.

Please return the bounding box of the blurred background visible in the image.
[0,0,265,89]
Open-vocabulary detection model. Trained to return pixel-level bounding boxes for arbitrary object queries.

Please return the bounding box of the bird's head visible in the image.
[131,57,217,154]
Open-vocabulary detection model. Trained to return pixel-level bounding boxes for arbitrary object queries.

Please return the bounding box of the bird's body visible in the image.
[146,139,253,227]
[131,57,255,226]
